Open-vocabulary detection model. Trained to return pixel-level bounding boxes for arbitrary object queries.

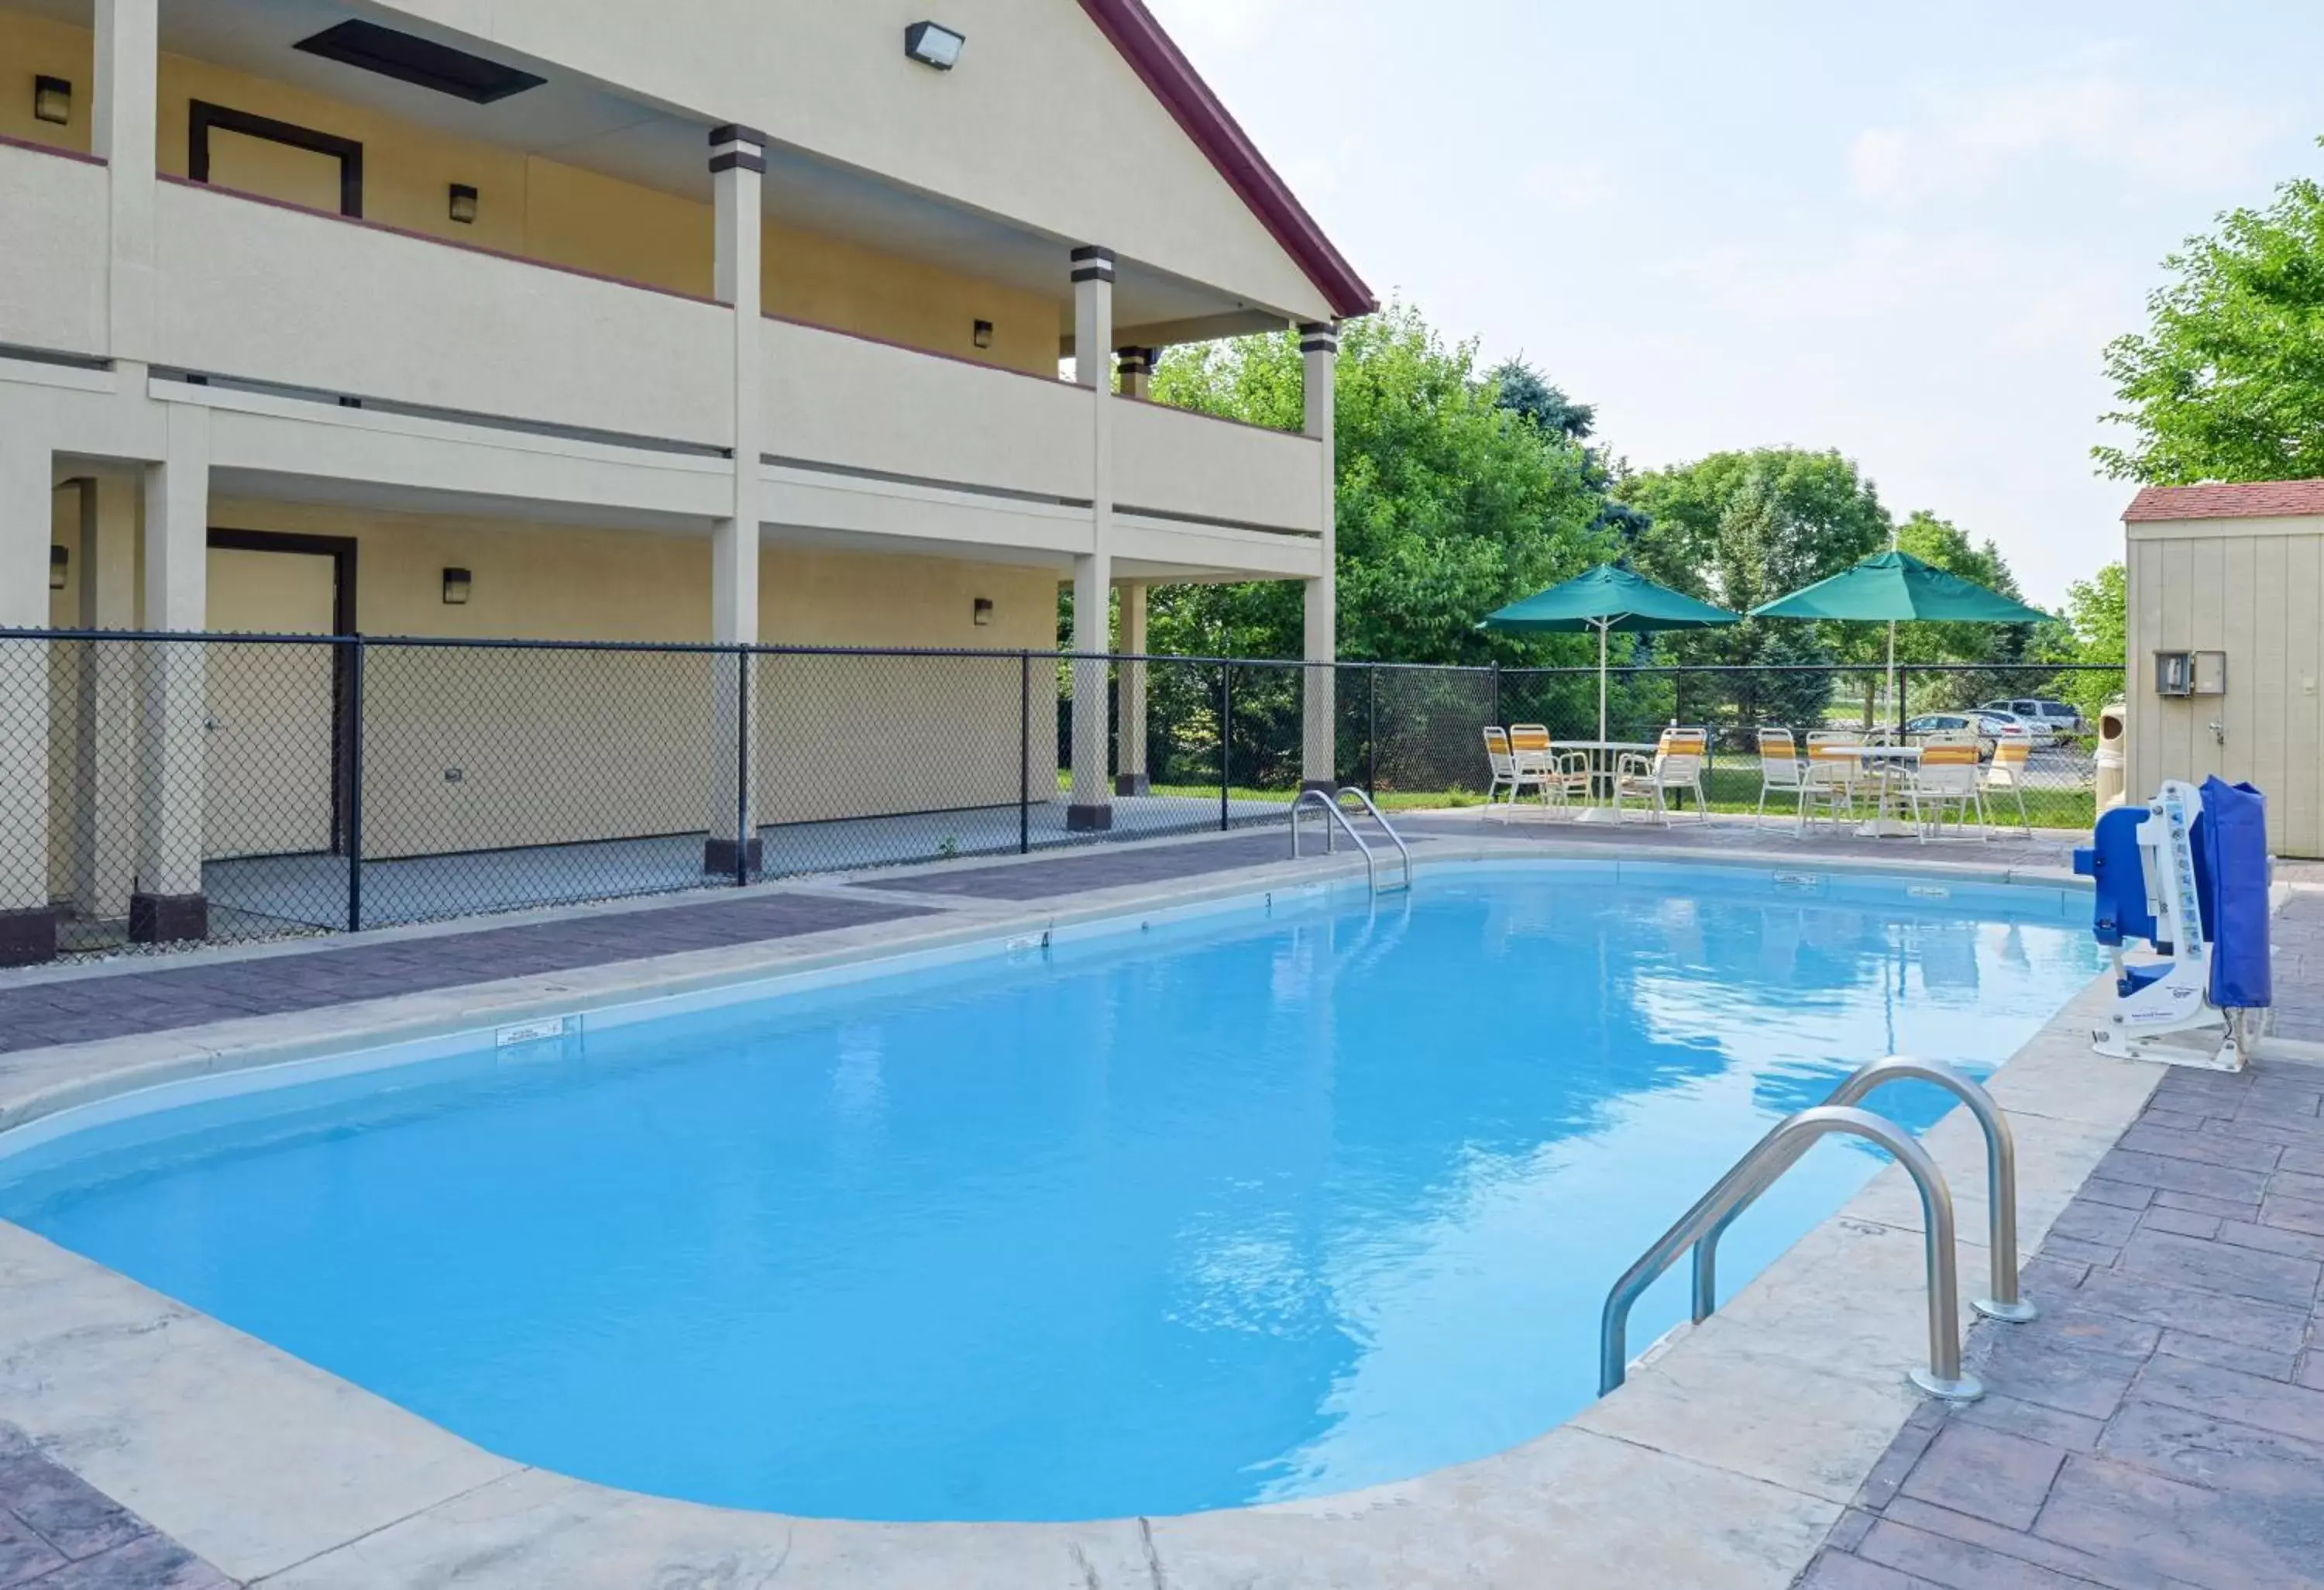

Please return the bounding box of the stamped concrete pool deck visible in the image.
[0,814,2317,1587]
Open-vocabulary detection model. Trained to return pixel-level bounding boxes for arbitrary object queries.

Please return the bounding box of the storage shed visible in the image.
[2125,479,2324,858]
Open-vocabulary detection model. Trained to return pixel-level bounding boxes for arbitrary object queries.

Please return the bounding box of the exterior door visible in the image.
[204,546,339,859]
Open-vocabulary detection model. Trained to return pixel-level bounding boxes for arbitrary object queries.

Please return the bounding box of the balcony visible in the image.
[9,146,1322,565]
[1113,398,1323,536]
[762,316,1093,504]
[151,177,734,450]
[0,138,109,361]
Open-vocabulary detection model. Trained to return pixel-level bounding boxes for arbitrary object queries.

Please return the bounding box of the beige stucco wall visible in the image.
[363,0,1336,322]
[199,499,1061,859]
[2126,515,2324,857]
[0,6,1063,376]
[0,139,108,360]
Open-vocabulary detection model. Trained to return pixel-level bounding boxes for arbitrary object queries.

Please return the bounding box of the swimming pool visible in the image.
[0,863,2102,1524]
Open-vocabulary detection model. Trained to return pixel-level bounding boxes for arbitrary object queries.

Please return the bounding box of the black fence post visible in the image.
[1490,660,1502,728]
[1219,662,1232,832]
[1367,665,1380,796]
[346,636,365,934]
[1019,649,1032,855]
[1894,665,1909,741]
[734,648,751,887]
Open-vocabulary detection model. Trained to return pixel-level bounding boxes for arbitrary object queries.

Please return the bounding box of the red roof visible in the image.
[1081,0,1376,322]
[2123,480,2324,522]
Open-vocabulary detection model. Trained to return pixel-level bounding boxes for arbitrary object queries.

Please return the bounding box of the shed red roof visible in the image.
[1081,0,1376,322]
[2123,480,2324,522]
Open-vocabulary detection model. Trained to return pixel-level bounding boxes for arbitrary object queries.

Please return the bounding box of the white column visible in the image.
[706,123,766,874]
[131,402,208,941]
[95,0,159,365]
[1117,580,1148,795]
[1301,321,1339,790]
[70,473,140,921]
[0,425,57,963]
[1067,246,1116,830]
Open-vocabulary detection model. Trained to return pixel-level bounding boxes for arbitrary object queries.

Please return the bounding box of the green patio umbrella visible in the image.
[1481,563,1739,742]
[1749,549,2051,725]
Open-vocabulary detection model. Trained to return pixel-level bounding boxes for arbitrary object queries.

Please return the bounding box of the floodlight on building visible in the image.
[904,22,965,70]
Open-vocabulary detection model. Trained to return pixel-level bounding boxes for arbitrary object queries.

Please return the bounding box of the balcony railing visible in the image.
[152,178,734,449]
[0,137,109,361]
[762,316,1094,503]
[1113,397,1322,535]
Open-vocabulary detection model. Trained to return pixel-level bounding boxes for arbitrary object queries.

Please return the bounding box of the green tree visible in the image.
[1487,359,1596,442]
[2097,149,2324,484]
[2050,562,2127,721]
[1616,448,1893,614]
[1146,303,1611,666]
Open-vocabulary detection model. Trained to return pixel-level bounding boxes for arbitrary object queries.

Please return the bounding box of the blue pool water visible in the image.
[0,866,2102,1523]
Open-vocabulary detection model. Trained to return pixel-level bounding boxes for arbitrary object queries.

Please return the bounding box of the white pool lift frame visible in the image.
[2087,780,2248,1071]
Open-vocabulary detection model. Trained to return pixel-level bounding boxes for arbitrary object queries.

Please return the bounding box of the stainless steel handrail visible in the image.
[1291,787,1411,893]
[1291,788,1380,891]
[1335,786,1414,890]
[1600,1104,1983,1403]
[1693,1057,2034,1327]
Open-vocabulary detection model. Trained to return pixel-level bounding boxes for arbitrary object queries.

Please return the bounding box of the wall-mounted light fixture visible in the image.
[442,566,473,605]
[972,319,994,350]
[447,184,478,224]
[973,597,994,627]
[904,21,966,70]
[49,545,68,592]
[33,75,71,126]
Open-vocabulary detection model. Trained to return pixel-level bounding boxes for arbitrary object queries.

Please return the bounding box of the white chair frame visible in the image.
[1908,736,1985,842]
[1800,733,1863,831]
[1615,731,1709,826]
[1980,741,2034,836]
[1755,728,1809,828]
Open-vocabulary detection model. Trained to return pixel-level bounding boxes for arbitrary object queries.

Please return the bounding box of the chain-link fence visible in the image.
[0,632,2124,965]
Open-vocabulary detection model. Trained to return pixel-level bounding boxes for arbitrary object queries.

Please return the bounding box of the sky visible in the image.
[1143,0,2321,604]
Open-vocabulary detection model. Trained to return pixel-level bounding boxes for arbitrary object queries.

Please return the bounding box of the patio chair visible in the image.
[1800,732,1863,831]
[1755,728,1808,827]
[1906,739,1985,842]
[1614,728,1709,825]
[1506,724,1579,817]
[1483,726,1518,815]
[1512,724,1592,811]
[1979,738,2034,836]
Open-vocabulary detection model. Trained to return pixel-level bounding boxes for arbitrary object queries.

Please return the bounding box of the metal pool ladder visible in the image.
[1291,787,1413,893]
[1599,1057,2035,1405]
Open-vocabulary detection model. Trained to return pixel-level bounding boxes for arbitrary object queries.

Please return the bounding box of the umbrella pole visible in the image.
[1886,619,1898,735]
[1598,621,1609,743]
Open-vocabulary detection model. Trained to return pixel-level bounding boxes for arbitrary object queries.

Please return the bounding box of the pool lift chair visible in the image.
[2073,777,2272,1072]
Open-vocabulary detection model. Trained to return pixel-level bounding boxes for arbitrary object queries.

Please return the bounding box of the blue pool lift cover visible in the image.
[2199,777,2271,1010]
[2073,780,2271,1010]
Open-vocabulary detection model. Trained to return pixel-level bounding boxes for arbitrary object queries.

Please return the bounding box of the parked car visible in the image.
[1903,711,2030,761]
[1979,698,2082,743]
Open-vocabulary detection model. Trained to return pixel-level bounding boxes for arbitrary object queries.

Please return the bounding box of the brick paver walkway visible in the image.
[0,1424,232,1588]
[0,891,931,1055]
[1799,1060,2324,1589]
[2267,891,2324,1047]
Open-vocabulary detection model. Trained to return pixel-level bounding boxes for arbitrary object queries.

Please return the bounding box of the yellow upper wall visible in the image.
[1,7,1061,374]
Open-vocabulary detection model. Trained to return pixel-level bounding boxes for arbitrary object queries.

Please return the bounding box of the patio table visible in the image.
[1822,743,1923,837]
[1551,739,1660,823]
